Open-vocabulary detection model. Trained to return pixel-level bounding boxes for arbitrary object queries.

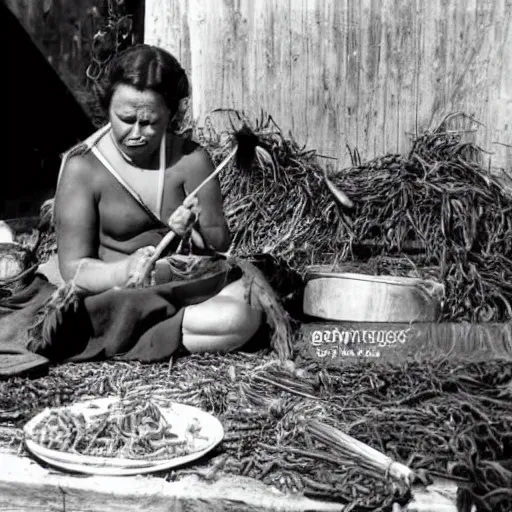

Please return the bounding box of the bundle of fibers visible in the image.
[328,121,512,323]
[239,358,512,512]
[235,258,292,361]
[196,112,343,272]
[198,112,512,322]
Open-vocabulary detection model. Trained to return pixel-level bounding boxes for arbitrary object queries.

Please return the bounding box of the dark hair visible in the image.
[98,44,190,117]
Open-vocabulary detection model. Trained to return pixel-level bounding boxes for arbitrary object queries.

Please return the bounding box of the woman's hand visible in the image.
[125,245,157,287]
[167,197,201,236]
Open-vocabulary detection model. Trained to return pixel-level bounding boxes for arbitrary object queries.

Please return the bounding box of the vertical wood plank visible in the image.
[144,0,191,72]
[146,0,512,170]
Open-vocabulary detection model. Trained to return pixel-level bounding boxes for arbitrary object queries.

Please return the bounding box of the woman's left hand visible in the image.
[167,197,201,236]
[125,245,157,288]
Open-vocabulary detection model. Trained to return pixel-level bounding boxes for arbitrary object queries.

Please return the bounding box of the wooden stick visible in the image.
[135,147,238,284]
[184,147,237,207]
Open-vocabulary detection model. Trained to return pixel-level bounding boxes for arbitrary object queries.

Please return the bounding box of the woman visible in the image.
[54,44,263,359]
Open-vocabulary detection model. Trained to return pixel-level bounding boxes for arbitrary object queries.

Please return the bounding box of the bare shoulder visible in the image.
[173,136,215,179]
[59,150,105,193]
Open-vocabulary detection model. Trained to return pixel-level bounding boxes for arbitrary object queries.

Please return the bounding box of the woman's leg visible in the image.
[181,278,263,353]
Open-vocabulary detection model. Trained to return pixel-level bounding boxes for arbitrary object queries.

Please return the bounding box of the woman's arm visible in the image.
[183,148,231,252]
[55,154,133,293]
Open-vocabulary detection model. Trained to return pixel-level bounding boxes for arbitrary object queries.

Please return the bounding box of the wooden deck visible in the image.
[0,450,458,512]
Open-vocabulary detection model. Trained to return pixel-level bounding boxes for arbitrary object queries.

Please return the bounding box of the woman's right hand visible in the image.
[167,197,200,236]
[125,245,156,287]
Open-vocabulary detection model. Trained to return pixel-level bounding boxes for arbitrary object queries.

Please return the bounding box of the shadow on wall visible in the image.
[2,1,94,220]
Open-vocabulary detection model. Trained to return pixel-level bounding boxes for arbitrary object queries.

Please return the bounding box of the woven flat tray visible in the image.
[24,397,224,476]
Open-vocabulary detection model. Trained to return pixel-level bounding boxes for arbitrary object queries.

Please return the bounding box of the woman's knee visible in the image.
[181,297,263,353]
[184,297,261,334]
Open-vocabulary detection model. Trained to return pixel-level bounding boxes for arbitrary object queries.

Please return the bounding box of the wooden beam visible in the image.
[298,321,512,364]
[0,451,344,512]
[0,451,458,512]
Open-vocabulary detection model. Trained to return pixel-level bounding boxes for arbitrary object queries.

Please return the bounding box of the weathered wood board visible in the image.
[0,451,457,512]
[145,0,512,171]
[298,321,512,363]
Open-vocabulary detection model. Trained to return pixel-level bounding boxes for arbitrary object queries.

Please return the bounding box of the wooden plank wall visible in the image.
[145,0,512,171]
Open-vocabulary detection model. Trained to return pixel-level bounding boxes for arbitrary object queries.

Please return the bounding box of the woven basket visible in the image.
[0,243,37,295]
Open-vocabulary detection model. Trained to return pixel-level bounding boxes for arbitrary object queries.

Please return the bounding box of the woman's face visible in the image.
[109,83,170,165]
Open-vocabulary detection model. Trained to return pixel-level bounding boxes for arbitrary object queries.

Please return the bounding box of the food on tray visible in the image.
[27,398,207,460]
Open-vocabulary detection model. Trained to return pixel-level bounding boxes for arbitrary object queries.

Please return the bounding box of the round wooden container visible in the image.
[303,266,444,323]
